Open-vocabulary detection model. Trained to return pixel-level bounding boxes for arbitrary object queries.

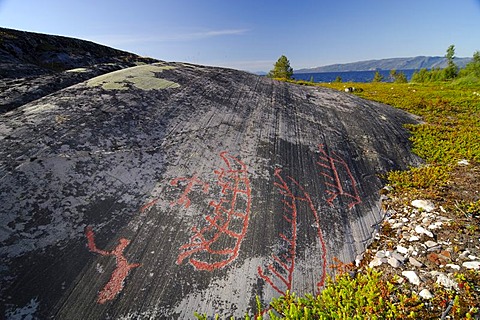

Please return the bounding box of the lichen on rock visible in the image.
[86,63,180,91]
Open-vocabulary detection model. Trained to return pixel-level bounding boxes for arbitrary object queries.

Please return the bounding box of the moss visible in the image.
[86,63,180,91]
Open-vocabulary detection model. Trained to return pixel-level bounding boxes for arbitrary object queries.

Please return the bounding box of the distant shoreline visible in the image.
[294,56,471,74]
[293,69,417,83]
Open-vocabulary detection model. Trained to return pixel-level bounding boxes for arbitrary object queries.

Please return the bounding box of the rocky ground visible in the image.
[357,160,480,318]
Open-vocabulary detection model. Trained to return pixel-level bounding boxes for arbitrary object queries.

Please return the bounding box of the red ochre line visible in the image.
[288,177,328,290]
[176,152,251,271]
[170,175,210,209]
[317,144,361,209]
[257,168,298,296]
[85,226,140,304]
[259,168,329,296]
[140,198,159,213]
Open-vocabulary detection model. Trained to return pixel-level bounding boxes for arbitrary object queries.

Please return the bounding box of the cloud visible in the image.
[87,28,249,46]
[182,29,249,40]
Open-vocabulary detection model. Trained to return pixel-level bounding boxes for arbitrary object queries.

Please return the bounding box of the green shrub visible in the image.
[387,165,450,191]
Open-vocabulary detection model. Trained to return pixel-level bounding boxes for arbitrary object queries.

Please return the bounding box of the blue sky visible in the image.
[1,0,479,72]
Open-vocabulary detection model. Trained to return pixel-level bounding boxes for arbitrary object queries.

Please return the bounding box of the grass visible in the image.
[197,80,480,319]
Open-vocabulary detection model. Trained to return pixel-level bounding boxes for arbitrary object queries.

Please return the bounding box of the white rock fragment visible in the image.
[402,271,421,285]
[397,245,408,255]
[411,199,435,212]
[424,240,438,248]
[457,159,469,166]
[409,257,423,268]
[388,257,402,268]
[409,235,420,242]
[392,222,404,229]
[462,261,480,270]
[392,252,406,262]
[415,225,434,238]
[428,221,443,230]
[459,250,471,260]
[419,289,434,299]
[369,257,384,268]
[446,264,461,271]
[436,273,458,290]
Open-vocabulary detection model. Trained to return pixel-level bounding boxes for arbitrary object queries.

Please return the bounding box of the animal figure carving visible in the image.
[85,226,140,304]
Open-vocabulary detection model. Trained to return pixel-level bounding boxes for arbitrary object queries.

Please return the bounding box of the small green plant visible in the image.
[387,164,450,192]
[266,269,423,319]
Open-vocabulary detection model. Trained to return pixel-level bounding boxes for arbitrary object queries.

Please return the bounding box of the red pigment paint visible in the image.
[170,175,209,208]
[140,198,159,213]
[316,144,361,209]
[258,168,298,295]
[258,169,328,295]
[289,176,328,291]
[176,151,251,271]
[85,226,140,304]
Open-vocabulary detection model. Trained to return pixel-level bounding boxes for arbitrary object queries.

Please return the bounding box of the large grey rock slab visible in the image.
[0,61,421,318]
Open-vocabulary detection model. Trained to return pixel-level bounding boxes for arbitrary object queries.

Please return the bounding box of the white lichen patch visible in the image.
[86,64,180,91]
[22,103,57,115]
[65,67,89,73]
[174,257,263,318]
[5,298,39,320]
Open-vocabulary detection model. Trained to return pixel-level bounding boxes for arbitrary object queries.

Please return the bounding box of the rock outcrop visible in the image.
[0,27,158,112]
[1,29,422,319]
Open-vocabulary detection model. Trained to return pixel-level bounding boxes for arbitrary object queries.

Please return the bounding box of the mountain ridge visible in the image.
[295,56,472,73]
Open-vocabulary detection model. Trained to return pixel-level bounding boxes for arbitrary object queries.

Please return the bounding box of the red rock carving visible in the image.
[176,151,251,271]
[85,226,140,304]
[258,169,298,295]
[258,169,327,295]
[316,144,361,209]
[169,175,209,209]
[140,198,159,213]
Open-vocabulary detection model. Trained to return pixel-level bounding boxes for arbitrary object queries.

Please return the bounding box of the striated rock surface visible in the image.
[0,30,423,319]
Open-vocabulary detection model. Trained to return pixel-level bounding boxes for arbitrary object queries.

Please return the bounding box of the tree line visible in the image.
[267,45,480,84]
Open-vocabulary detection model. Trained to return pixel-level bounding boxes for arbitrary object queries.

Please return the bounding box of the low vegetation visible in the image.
[197,56,480,318]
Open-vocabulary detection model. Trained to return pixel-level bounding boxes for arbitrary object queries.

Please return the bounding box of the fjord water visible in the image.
[293,69,417,83]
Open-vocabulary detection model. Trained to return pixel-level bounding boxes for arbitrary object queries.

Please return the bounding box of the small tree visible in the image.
[267,55,293,80]
[444,44,458,80]
[459,50,480,78]
[390,69,408,83]
[411,69,428,83]
[372,71,383,82]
